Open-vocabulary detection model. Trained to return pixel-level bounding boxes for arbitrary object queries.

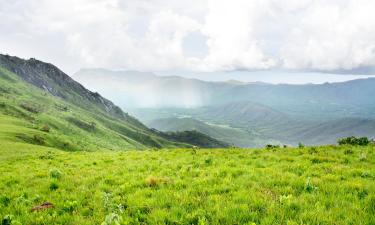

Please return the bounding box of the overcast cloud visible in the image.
[0,0,374,73]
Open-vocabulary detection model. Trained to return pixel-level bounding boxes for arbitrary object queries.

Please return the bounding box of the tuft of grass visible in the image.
[49,168,62,179]
[145,176,171,187]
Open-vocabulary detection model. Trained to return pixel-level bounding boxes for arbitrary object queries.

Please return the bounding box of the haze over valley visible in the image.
[73,69,375,147]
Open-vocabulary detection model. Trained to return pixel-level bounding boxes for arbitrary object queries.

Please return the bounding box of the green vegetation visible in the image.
[338,136,370,146]
[1,55,374,224]
[0,56,226,150]
[1,141,374,224]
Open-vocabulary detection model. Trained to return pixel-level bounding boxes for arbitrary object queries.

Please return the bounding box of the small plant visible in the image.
[62,200,78,213]
[305,177,317,193]
[344,149,354,155]
[279,194,293,204]
[49,168,62,179]
[2,215,13,225]
[102,192,114,212]
[101,213,123,225]
[205,157,213,165]
[49,182,59,191]
[298,143,305,149]
[308,147,318,154]
[0,196,10,207]
[359,152,367,161]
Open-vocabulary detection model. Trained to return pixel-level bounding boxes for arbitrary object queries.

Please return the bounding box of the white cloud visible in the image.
[280,0,375,71]
[0,0,374,73]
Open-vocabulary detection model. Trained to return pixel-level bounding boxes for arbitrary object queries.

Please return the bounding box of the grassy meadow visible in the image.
[1,141,374,224]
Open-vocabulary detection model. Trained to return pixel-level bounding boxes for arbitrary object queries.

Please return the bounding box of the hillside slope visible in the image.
[148,117,271,147]
[0,55,227,150]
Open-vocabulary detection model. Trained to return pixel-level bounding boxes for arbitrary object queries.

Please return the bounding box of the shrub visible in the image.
[20,102,41,113]
[344,149,354,155]
[33,135,45,145]
[0,196,10,207]
[49,182,59,191]
[40,124,50,132]
[205,157,213,165]
[298,143,305,149]
[62,200,78,213]
[266,144,280,150]
[338,136,370,146]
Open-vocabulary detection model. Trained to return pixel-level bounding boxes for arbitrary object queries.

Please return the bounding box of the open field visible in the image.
[1,141,374,224]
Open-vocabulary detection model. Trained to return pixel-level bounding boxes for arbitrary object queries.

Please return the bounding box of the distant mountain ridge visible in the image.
[74,69,375,120]
[74,68,375,147]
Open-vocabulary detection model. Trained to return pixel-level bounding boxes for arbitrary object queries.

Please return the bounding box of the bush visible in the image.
[265,144,280,150]
[338,136,370,146]
[40,124,50,132]
[298,143,305,149]
[33,135,45,145]
[20,103,41,113]
[49,182,59,191]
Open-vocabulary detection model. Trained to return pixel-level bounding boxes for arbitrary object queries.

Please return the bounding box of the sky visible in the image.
[1,0,375,78]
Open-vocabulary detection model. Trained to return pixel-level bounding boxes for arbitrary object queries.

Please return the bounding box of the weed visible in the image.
[305,177,317,193]
[101,213,123,225]
[359,152,367,161]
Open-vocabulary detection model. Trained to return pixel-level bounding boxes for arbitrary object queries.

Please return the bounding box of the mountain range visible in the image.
[74,69,375,147]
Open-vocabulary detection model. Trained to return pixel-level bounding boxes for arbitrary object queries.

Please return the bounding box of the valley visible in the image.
[75,69,375,147]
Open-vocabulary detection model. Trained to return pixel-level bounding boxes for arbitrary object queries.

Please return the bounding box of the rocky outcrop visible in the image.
[0,54,129,120]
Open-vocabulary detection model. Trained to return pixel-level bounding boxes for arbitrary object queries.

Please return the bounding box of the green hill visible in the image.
[148,117,272,147]
[0,55,227,150]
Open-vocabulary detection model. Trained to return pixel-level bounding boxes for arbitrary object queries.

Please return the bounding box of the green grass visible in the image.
[0,141,374,224]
